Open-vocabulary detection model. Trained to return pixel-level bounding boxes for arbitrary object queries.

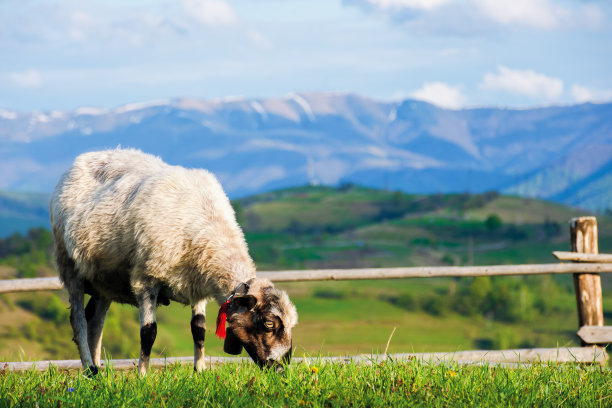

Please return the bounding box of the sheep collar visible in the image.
[215,282,250,339]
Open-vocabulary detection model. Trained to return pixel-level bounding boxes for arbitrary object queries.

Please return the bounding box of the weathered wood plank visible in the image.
[553,251,612,263]
[577,326,612,344]
[570,217,604,330]
[388,347,608,366]
[3,263,612,293]
[3,347,607,372]
[259,264,612,282]
[0,277,63,293]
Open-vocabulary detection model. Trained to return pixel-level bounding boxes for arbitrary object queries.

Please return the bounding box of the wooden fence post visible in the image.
[570,217,604,339]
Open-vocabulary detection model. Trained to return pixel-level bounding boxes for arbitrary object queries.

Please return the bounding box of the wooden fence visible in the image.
[1,217,611,371]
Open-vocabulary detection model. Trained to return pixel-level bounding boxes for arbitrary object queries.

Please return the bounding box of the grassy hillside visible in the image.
[1,185,611,364]
[238,185,608,270]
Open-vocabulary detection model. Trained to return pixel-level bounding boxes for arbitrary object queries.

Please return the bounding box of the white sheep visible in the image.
[50,148,297,375]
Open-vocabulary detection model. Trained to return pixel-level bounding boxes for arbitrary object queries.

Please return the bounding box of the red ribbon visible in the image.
[215,299,230,339]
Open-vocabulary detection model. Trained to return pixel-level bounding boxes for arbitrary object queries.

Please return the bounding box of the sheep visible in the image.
[50,148,298,375]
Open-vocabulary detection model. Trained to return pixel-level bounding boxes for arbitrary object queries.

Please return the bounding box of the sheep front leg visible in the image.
[191,300,207,371]
[136,288,159,375]
[85,296,111,367]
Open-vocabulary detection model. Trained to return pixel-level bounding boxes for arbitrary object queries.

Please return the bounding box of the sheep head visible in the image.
[224,278,297,371]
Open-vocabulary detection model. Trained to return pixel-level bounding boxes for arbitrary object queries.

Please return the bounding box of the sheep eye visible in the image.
[264,320,274,330]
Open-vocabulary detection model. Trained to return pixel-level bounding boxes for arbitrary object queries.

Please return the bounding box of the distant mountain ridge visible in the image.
[1,92,611,210]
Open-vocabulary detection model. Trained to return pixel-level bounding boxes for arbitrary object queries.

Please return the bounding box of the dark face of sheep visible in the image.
[224,286,296,372]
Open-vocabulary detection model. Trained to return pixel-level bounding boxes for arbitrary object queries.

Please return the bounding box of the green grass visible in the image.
[1,361,610,407]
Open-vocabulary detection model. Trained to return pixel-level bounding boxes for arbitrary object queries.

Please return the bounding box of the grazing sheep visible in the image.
[50,148,297,375]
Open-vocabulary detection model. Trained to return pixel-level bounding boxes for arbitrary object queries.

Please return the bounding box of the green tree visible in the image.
[454,277,492,316]
[485,214,503,231]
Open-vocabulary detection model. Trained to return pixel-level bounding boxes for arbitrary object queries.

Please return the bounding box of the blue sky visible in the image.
[1,0,611,111]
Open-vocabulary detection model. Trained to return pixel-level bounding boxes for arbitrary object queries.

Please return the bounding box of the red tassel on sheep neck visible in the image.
[216,299,230,339]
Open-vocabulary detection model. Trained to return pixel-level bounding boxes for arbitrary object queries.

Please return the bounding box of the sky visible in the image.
[1,0,611,111]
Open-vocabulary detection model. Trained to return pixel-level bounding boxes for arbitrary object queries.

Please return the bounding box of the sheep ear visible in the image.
[223,327,243,355]
[233,295,257,310]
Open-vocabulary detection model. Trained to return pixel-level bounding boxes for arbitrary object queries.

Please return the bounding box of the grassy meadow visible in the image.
[1,185,611,364]
[2,360,611,407]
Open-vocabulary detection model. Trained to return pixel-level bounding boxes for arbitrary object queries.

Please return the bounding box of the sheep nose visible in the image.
[263,359,286,374]
[269,347,292,373]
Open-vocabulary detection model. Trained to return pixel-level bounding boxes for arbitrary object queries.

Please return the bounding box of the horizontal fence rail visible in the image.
[3,263,612,294]
[577,326,612,344]
[553,251,612,263]
[258,263,612,282]
[0,277,63,293]
[3,347,608,372]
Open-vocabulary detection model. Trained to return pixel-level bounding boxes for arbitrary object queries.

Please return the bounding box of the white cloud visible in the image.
[68,10,95,42]
[571,84,612,104]
[480,66,563,100]
[475,0,604,29]
[473,0,564,29]
[246,29,273,50]
[410,81,464,109]
[1,2,189,49]
[436,47,478,58]
[346,0,604,31]
[182,0,238,26]
[474,0,604,29]
[355,0,452,11]
[10,69,42,88]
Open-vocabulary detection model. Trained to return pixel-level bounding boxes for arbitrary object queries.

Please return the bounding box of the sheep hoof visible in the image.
[85,365,99,377]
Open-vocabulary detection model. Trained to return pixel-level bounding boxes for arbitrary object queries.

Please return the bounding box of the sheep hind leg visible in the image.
[191,300,207,372]
[85,296,111,367]
[136,288,159,375]
[66,279,97,375]
[54,235,96,374]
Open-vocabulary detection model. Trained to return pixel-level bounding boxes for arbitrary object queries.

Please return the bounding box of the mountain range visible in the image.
[1,92,611,212]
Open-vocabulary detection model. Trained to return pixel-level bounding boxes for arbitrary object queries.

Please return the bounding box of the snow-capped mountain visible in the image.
[1,92,611,210]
